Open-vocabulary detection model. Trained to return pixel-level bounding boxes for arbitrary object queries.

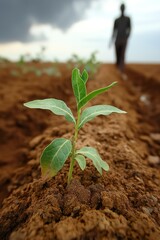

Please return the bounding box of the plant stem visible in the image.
[68,109,81,184]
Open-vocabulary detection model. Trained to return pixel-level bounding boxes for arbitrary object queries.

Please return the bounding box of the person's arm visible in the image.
[109,19,117,48]
[126,17,131,38]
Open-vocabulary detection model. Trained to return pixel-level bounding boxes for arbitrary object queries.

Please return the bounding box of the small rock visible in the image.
[29,135,44,149]
[150,195,158,204]
[135,176,144,184]
[140,95,150,105]
[148,155,160,166]
[139,135,152,144]
[150,133,160,143]
[27,159,37,166]
[142,206,153,216]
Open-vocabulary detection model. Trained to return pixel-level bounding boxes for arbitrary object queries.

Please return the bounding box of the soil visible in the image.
[0,62,160,240]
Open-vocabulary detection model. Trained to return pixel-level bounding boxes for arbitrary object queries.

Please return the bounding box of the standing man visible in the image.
[110,3,131,76]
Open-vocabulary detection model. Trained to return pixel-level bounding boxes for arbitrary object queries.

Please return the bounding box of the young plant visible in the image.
[24,68,126,184]
[67,51,100,78]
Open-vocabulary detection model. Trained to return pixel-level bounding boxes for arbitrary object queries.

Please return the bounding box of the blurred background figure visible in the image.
[110,3,131,78]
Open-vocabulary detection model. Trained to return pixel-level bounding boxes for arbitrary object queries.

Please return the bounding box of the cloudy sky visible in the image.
[0,0,160,62]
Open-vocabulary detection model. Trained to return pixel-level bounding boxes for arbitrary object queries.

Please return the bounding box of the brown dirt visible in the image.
[0,62,160,240]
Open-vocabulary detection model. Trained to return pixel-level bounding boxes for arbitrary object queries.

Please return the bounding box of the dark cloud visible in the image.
[0,0,94,42]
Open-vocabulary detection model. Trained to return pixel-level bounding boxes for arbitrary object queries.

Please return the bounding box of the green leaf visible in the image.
[81,69,88,84]
[72,68,86,104]
[40,138,72,177]
[78,82,117,110]
[75,155,86,170]
[24,98,76,124]
[77,147,109,175]
[79,105,126,129]
[99,158,109,171]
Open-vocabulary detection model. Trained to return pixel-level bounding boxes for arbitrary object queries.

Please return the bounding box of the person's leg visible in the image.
[119,42,128,80]
[119,42,127,72]
[115,44,121,69]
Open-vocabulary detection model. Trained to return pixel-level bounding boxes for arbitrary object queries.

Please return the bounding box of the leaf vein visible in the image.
[52,140,69,161]
[52,105,75,123]
[80,110,110,126]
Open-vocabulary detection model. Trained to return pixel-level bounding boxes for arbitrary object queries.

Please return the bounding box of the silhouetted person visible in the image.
[110,3,131,75]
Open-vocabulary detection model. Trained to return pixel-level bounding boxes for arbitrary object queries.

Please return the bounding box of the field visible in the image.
[0,62,160,240]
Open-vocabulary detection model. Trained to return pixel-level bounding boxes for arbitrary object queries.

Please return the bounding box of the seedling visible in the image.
[67,52,100,78]
[24,68,126,184]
